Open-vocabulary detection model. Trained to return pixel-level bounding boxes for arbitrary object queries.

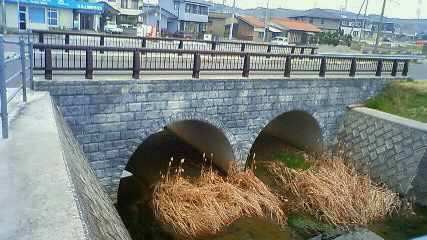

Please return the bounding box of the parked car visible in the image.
[383,37,392,42]
[271,36,289,45]
[173,31,194,39]
[104,22,123,34]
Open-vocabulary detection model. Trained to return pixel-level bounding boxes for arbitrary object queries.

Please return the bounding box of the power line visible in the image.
[417,0,422,19]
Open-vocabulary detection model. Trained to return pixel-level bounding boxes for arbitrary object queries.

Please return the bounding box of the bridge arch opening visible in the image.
[116,120,235,237]
[117,119,235,200]
[249,110,323,164]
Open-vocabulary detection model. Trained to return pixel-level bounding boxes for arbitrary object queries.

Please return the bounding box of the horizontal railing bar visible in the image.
[6,71,22,84]
[7,86,23,104]
[32,29,318,50]
[33,43,417,61]
[4,40,19,44]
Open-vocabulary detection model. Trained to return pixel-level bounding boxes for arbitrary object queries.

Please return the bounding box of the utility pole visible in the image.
[145,0,150,25]
[0,0,6,34]
[417,0,422,19]
[345,0,348,11]
[158,0,162,37]
[263,0,270,42]
[228,0,235,40]
[359,0,369,44]
[373,0,386,54]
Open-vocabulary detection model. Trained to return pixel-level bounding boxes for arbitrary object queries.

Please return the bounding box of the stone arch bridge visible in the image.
[34,76,405,199]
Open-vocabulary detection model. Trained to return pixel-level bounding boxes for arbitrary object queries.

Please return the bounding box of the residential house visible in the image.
[369,20,396,39]
[157,0,210,37]
[92,0,143,26]
[340,13,371,38]
[268,18,322,44]
[140,4,178,36]
[207,11,229,39]
[233,15,265,42]
[3,0,103,31]
[289,8,341,32]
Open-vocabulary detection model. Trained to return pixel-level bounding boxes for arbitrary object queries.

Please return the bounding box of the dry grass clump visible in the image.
[152,155,286,237]
[266,153,402,229]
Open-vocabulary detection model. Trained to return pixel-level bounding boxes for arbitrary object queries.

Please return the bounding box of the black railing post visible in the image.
[242,53,250,77]
[38,32,44,43]
[349,58,357,77]
[142,38,147,48]
[267,45,272,53]
[241,43,246,52]
[300,47,305,55]
[45,48,52,80]
[178,40,184,49]
[85,50,93,79]
[211,41,217,51]
[65,34,70,45]
[311,48,316,55]
[319,57,326,77]
[132,51,141,79]
[375,59,383,77]
[284,56,291,77]
[291,46,296,54]
[100,36,105,54]
[402,60,409,76]
[391,59,398,76]
[192,52,201,78]
[64,34,70,53]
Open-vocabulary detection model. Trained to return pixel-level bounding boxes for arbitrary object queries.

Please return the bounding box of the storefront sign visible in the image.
[5,0,104,12]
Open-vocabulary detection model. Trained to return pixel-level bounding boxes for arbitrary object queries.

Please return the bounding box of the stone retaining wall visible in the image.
[53,101,131,239]
[337,107,427,205]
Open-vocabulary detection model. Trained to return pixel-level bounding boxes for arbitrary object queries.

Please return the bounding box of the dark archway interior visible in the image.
[117,120,234,201]
[116,120,235,239]
[249,111,323,164]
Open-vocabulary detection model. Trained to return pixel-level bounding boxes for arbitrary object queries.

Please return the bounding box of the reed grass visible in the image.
[152,154,286,237]
[265,153,402,229]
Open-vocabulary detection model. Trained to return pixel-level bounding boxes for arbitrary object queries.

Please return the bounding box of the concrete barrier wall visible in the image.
[337,107,427,205]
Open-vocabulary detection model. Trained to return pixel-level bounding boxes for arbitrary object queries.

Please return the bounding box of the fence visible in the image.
[32,30,318,55]
[0,35,34,138]
[33,43,413,80]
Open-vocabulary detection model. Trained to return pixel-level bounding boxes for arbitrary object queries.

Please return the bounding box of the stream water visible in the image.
[115,130,427,240]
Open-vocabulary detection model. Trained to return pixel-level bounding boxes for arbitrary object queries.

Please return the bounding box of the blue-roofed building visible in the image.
[2,0,103,31]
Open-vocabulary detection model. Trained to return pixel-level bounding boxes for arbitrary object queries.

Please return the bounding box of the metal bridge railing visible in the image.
[31,30,319,55]
[32,43,414,80]
[0,34,34,138]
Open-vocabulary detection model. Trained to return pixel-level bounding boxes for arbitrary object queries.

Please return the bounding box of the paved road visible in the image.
[408,62,427,81]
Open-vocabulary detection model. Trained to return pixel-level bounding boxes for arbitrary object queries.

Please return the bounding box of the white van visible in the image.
[271,36,289,45]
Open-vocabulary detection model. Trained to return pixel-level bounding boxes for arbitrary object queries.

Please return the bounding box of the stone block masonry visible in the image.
[337,107,427,205]
[34,76,406,200]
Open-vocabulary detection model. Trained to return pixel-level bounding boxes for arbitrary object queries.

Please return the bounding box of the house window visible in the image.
[131,0,138,9]
[47,8,58,25]
[342,21,347,26]
[174,2,179,10]
[353,31,359,37]
[355,22,361,27]
[28,7,45,23]
[349,21,355,26]
[309,18,314,23]
[185,3,191,13]
[321,20,325,24]
[258,32,264,39]
[121,0,128,9]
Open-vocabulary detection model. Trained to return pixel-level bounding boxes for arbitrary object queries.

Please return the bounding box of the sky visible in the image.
[210,0,427,19]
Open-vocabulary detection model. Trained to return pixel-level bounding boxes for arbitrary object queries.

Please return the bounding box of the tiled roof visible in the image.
[238,15,265,28]
[270,18,322,32]
[291,8,341,20]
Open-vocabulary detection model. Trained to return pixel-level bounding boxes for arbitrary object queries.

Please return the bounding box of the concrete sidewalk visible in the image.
[0,91,86,239]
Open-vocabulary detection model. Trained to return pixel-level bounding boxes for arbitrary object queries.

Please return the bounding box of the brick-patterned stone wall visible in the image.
[337,107,427,205]
[53,100,131,239]
[34,77,403,200]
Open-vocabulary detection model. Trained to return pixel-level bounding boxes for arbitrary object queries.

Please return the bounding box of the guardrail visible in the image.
[0,35,34,138]
[33,43,413,80]
[31,30,318,55]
